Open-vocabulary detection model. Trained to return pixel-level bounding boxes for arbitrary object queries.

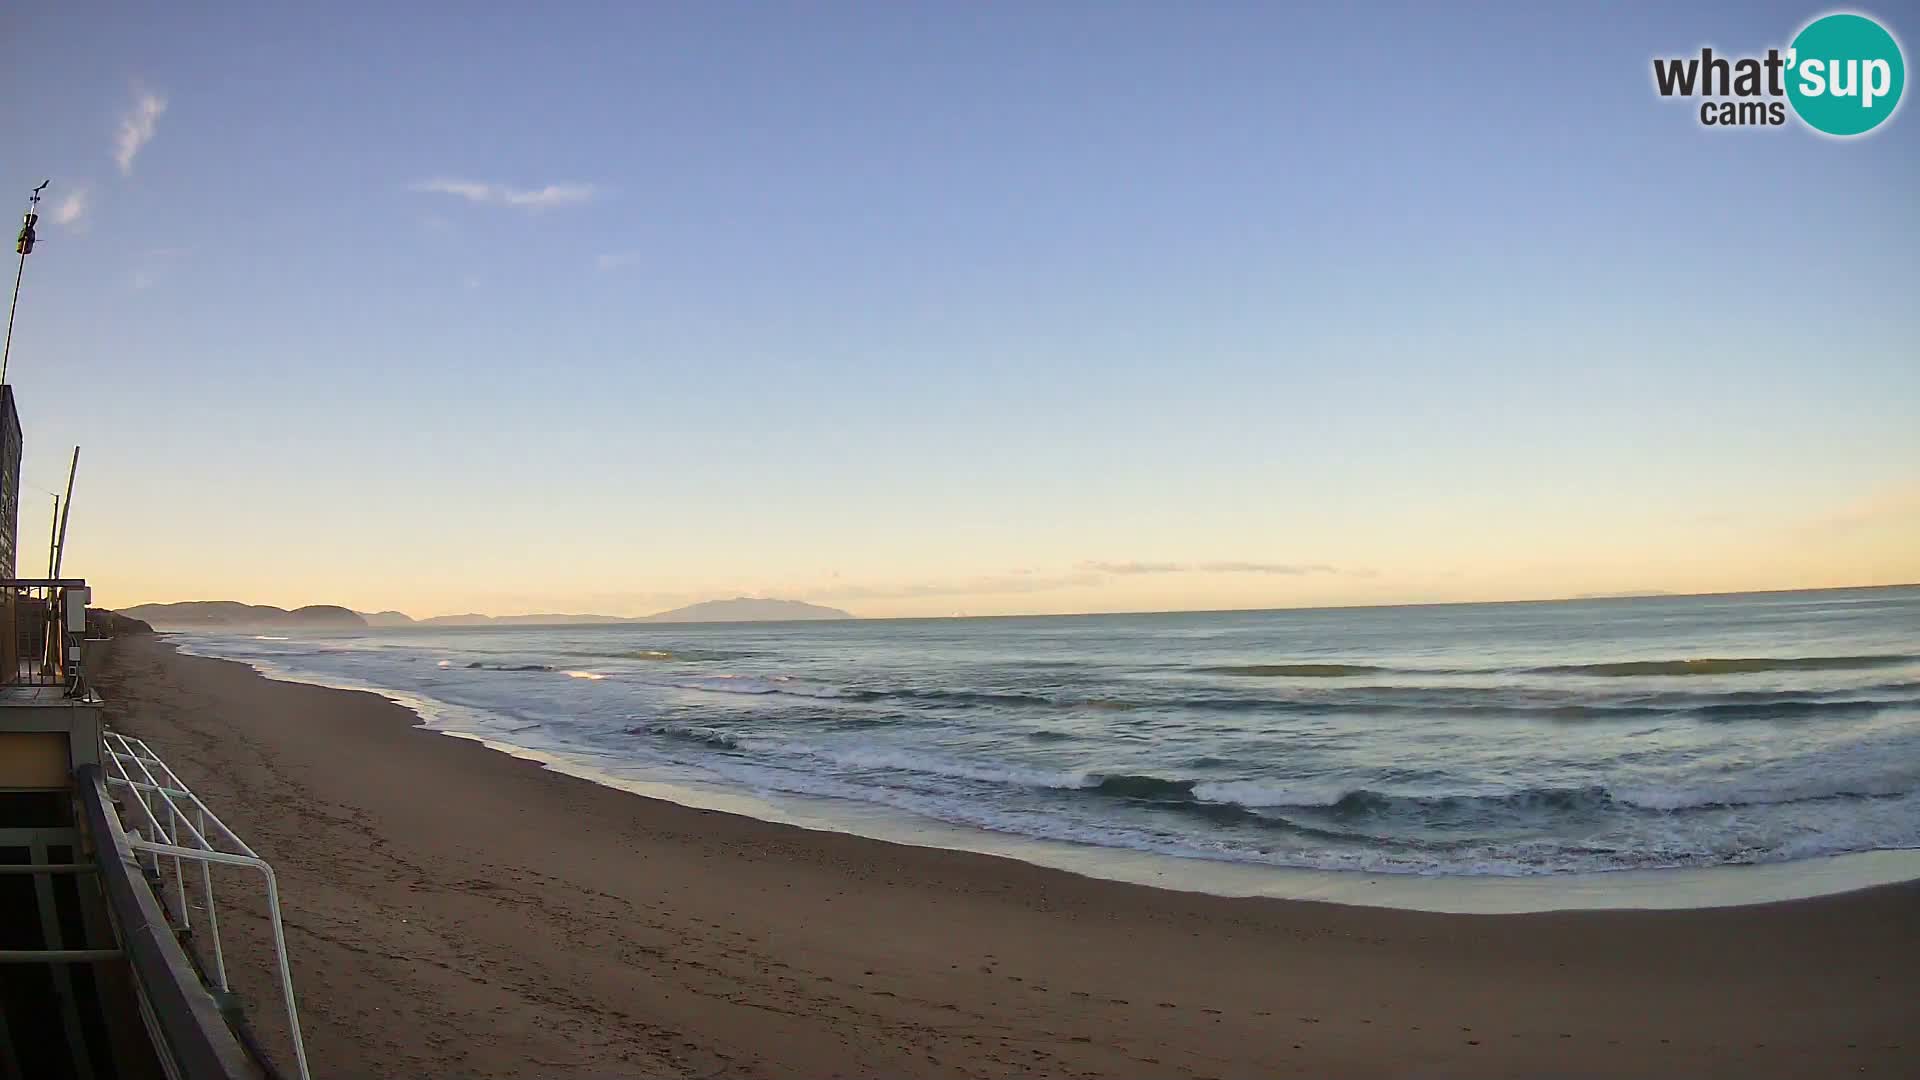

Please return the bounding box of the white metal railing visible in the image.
[102,729,312,1080]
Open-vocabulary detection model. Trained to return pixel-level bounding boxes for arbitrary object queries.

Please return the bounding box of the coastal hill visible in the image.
[85,608,155,636]
[119,597,852,630]
[118,601,367,630]
[368,598,852,627]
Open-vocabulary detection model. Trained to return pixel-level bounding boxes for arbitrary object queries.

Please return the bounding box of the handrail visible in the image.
[100,730,311,1080]
[75,764,262,1079]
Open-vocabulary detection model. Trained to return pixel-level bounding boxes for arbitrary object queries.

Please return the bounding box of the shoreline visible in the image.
[438,730,1920,915]
[90,634,1920,1078]
[169,634,1920,914]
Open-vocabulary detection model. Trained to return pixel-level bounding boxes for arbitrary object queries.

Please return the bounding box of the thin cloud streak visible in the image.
[595,252,641,270]
[805,559,1374,603]
[116,92,167,174]
[411,178,597,209]
[1080,560,1359,576]
[1800,481,1920,535]
[1083,561,1185,575]
[813,572,1104,602]
[1198,560,1338,575]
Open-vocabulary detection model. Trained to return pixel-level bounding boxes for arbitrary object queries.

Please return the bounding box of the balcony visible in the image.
[0,578,91,701]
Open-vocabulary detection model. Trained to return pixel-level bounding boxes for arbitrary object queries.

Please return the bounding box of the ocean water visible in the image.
[175,587,1920,878]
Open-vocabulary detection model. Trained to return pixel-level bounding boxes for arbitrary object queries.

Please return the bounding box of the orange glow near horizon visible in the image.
[66,478,1920,621]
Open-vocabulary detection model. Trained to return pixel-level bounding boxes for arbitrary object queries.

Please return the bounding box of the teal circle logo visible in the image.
[1786,13,1905,136]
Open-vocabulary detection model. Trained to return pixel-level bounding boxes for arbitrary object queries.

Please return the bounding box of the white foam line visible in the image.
[155,637,1920,913]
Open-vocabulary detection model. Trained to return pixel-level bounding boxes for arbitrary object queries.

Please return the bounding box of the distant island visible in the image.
[117,596,854,631]
[642,598,852,623]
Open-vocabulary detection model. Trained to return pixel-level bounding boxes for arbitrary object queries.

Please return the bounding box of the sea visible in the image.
[174,587,1920,881]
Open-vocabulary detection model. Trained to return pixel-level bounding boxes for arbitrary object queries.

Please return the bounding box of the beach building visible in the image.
[0,384,305,1079]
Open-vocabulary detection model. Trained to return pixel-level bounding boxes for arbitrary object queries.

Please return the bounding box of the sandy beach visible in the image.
[88,635,1919,1079]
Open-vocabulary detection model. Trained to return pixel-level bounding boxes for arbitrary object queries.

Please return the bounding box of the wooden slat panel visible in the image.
[0,732,68,789]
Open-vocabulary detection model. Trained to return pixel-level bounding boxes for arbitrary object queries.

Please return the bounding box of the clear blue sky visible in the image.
[2,2,1915,617]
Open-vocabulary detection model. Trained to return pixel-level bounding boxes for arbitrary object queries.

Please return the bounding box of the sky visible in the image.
[1,2,1915,619]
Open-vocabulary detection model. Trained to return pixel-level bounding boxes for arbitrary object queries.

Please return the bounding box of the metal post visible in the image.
[197,803,227,991]
[2,252,24,385]
[169,799,191,934]
[53,446,78,577]
[259,864,311,1080]
[2,181,49,386]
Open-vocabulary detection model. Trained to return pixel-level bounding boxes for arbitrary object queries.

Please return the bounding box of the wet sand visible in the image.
[90,634,1919,1079]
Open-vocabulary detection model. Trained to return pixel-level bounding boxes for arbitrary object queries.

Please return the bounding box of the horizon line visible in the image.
[113,581,1919,627]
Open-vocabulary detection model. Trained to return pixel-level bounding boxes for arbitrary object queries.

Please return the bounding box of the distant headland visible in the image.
[117,596,855,631]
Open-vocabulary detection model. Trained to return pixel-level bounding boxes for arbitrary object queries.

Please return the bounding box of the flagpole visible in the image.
[2,180,51,387]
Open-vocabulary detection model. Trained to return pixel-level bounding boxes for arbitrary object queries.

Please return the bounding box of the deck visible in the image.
[1,580,303,1079]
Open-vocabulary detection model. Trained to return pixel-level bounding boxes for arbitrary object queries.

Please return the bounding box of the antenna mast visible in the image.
[3,180,51,387]
[52,446,78,578]
[46,494,59,578]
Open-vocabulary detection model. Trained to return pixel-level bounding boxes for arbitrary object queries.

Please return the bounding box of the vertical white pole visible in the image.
[53,446,78,577]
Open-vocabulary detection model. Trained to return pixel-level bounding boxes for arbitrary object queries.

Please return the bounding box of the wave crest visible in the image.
[1191,654,1916,680]
[1531,654,1913,677]
[1079,774,1920,817]
[636,722,745,750]
[1199,664,1387,677]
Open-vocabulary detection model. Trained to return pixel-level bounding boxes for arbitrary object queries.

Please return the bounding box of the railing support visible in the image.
[99,731,312,1080]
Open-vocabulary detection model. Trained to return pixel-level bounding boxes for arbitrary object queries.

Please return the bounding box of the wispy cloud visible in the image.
[595,251,641,271]
[116,91,167,175]
[1197,560,1340,575]
[810,560,1371,603]
[1079,560,1355,576]
[1082,561,1185,575]
[410,178,597,209]
[51,187,89,228]
[815,572,1104,601]
[1803,481,1920,535]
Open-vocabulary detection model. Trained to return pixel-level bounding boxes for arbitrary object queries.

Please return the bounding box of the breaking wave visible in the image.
[1527,654,1914,676]
[637,722,747,750]
[621,734,1920,821]
[175,587,1920,877]
[1198,664,1389,677]
[476,662,1920,725]
[1195,653,1915,679]
[1082,774,1920,817]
